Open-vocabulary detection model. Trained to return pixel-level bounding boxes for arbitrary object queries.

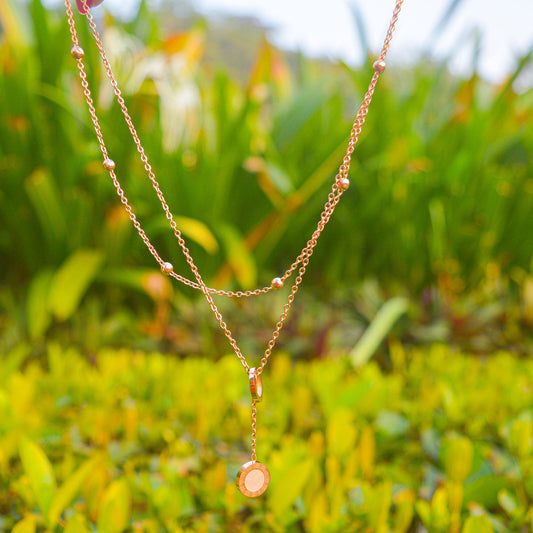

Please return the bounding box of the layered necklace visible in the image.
[65,0,404,497]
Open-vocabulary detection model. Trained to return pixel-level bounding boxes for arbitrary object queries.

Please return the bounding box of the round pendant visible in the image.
[236,461,270,497]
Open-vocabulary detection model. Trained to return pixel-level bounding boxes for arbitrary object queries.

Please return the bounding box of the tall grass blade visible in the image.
[349,297,409,367]
[428,0,466,50]
[349,2,370,62]
[24,168,67,258]
[26,269,54,340]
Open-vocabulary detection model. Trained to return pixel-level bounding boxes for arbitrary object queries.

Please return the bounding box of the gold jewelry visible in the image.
[65,0,404,497]
[236,461,270,498]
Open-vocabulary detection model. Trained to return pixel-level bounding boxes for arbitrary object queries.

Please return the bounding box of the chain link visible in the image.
[250,399,258,462]
[65,0,404,374]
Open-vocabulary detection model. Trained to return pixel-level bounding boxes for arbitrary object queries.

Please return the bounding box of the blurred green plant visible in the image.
[1,343,533,531]
[0,0,532,354]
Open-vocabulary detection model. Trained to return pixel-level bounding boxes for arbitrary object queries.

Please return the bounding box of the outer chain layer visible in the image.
[65,0,404,372]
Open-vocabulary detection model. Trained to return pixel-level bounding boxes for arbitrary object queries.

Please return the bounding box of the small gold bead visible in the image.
[272,277,284,289]
[161,262,174,274]
[373,59,386,73]
[338,177,350,190]
[103,158,116,171]
[71,46,85,59]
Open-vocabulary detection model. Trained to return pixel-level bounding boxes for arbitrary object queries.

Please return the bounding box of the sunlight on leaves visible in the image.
[48,250,103,321]
[18,437,56,520]
[97,479,132,533]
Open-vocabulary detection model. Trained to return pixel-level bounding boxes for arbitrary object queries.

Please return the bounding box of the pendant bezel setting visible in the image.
[249,367,263,401]
[236,461,270,497]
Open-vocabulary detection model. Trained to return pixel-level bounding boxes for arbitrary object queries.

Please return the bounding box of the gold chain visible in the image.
[66,0,404,493]
[65,0,404,375]
[250,399,258,462]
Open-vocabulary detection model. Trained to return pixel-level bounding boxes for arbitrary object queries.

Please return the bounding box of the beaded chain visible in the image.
[65,0,404,497]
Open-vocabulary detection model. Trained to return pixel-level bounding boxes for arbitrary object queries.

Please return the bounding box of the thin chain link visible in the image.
[66,0,252,371]
[250,399,258,462]
[69,0,403,298]
[380,1,403,61]
[65,0,404,374]
[75,1,273,298]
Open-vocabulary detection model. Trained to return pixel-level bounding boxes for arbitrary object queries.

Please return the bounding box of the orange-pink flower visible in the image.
[76,0,104,14]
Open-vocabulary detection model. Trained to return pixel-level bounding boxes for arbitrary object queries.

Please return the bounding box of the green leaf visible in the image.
[359,425,375,480]
[175,216,219,254]
[48,249,103,321]
[64,514,91,533]
[217,224,257,288]
[415,500,432,529]
[11,516,36,533]
[497,489,522,518]
[508,416,533,459]
[0,343,30,384]
[421,428,441,462]
[49,457,100,525]
[392,493,415,533]
[463,475,508,508]
[375,410,410,437]
[26,269,53,340]
[18,437,56,520]
[368,480,392,530]
[148,215,219,254]
[462,514,494,533]
[97,479,132,533]
[100,267,161,295]
[349,297,409,367]
[442,434,474,483]
[431,487,451,530]
[326,407,357,457]
[264,161,294,196]
[269,459,313,519]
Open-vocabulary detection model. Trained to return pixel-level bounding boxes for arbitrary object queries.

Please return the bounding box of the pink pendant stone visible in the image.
[76,0,104,14]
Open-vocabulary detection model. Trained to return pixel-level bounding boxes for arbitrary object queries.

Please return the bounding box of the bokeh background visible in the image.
[1,0,533,531]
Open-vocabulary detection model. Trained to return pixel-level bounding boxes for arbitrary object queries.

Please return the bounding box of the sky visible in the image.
[49,0,533,84]
[195,0,533,83]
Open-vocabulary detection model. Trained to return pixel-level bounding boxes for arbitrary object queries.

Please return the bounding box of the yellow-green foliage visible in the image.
[1,344,533,531]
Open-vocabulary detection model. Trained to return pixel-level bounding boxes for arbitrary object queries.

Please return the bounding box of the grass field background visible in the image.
[0,0,532,531]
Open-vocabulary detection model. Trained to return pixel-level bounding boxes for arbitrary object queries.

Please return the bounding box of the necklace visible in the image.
[65,0,404,497]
